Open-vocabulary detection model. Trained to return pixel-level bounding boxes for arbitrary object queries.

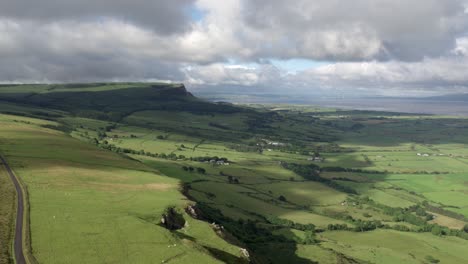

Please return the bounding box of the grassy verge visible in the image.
[0,164,15,264]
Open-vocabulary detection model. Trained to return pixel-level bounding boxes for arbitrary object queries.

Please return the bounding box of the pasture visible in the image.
[0,113,242,264]
[2,84,468,263]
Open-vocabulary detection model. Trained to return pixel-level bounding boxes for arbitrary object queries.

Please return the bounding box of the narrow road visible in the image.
[0,155,26,264]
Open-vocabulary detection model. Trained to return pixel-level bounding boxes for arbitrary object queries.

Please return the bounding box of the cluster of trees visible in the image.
[91,138,230,166]
[404,223,468,239]
[401,171,449,175]
[353,220,383,232]
[355,198,430,226]
[278,195,287,202]
[219,172,240,184]
[323,166,448,175]
[327,224,349,231]
[227,176,240,184]
[94,141,187,160]
[351,197,468,240]
[182,166,206,174]
[302,230,318,245]
[265,216,316,232]
[321,166,386,174]
[265,216,317,244]
[326,218,381,232]
[423,201,467,221]
[282,163,357,194]
[196,203,290,244]
[191,156,229,163]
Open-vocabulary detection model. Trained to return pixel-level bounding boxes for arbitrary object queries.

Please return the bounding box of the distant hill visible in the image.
[423,93,468,102]
[0,83,247,121]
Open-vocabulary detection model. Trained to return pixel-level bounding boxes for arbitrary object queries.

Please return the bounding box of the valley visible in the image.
[1,83,468,263]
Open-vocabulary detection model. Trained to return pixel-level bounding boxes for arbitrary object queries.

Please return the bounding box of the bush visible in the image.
[431,225,444,236]
[425,255,440,263]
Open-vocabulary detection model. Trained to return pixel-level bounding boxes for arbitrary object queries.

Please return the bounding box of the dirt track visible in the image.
[0,155,26,264]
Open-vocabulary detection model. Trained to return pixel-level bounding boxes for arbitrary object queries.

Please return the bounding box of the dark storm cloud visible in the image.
[0,0,195,34]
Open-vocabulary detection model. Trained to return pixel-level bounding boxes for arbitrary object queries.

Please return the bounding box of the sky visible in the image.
[1,0,468,97]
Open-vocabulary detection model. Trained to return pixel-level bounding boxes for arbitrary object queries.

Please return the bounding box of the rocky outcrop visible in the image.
[160,207,186,230]
[185,204,203,220]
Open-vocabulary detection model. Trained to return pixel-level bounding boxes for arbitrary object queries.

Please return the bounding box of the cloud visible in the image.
[0,0,468,96]
[183,63,282,86]
[239,0,468,61]
[0,19,186,82]
[0,0,195,35]
[186,37,468,96]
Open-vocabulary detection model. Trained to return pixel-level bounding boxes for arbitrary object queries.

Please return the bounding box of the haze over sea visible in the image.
[200,94,468,116]
[308,98,468,116]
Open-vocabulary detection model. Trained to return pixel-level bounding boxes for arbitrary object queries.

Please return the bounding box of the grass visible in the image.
[321,230,468,263]
[2,83,468,263]
[255,181,348,207]
[0,165,15,264]
[0,114,242,264]
[429,213,467,230]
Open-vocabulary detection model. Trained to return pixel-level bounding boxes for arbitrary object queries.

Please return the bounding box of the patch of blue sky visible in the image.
[186,4,207,22]
[270,59,329,73]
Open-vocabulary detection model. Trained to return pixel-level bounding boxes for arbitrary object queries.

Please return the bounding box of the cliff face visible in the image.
[0,83,246,122]
[155,84,194,98]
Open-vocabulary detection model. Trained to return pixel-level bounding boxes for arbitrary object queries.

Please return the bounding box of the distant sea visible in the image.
[199,93,468,116]
[306,98,468,116]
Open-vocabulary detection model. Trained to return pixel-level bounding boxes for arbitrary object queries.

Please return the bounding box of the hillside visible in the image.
[2,83,468,263]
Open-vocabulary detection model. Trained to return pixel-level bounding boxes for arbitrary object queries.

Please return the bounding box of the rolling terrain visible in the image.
[1,83,468,263]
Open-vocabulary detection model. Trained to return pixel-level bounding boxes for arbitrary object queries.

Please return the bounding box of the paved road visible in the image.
[0,155,26,264]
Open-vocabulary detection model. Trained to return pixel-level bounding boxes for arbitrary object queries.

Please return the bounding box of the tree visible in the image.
[463,224,468,233]
[188,166,194,172]
[196,167,206,174]
[302,230,317,245]
[278,195,287,202]
[182,166,189,171]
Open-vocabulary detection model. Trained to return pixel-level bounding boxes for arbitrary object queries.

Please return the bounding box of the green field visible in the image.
[0,113,243,264]
[1,83,468,263]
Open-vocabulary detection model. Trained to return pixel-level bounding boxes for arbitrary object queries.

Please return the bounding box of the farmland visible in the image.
[0,113,244,264]
[1,83,468,263]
